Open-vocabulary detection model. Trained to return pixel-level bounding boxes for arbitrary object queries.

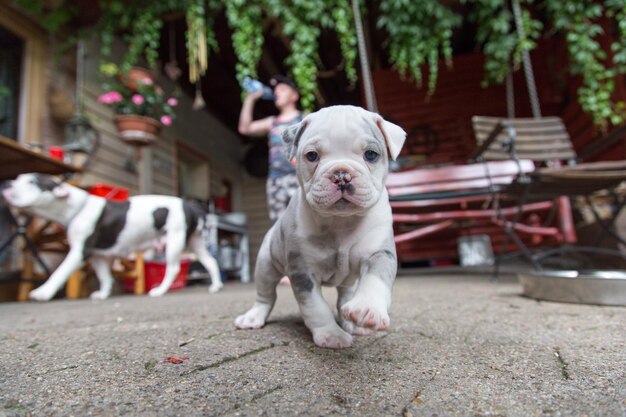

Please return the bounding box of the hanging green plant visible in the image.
[121,7,162,74]
[607,0,626,73]
[12,0,78,33]
[377,0,461,96]
[225,0,264,86]
[331,1,358,86]
[221,0,358,112]
[98,1,163,73]
[545,0,626,127]
[464,0,542,87]
[263,0,321,111]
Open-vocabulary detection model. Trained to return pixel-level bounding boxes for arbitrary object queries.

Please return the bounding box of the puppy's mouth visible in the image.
[332,197,355,210]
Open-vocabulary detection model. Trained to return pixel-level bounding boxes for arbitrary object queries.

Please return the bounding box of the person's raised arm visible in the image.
[238,91,274,137]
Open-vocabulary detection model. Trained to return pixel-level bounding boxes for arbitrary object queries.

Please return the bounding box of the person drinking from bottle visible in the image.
[238,75,303,224]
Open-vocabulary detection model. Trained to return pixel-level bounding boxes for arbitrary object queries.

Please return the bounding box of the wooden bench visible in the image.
[387,159,568,264]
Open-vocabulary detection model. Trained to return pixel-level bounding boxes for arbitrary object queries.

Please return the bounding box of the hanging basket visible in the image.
[114,115,161,146]
[118,67,158,91]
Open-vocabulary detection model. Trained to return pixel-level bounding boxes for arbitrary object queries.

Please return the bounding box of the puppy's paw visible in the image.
[148,286,167,297]
[312,324,353,349]
[89,290,110,300]
[29,287,54,301]
[208,282,223,294]
[339,318,375,336]
[340,297,389,331]
[234,304,271,329]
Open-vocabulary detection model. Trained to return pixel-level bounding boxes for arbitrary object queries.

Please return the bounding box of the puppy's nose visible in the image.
[331,171,352,185]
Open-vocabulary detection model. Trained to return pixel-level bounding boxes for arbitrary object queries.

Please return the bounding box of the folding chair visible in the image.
[472,116,626,269]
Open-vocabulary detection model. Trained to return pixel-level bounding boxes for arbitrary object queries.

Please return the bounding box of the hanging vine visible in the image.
[121,7,162,74]
[465,0,542,86]
[262,0,322,111]
[377,0,461,96]
[225,0,264,85]
[331,1,358,86]
[545,0,626,127]
[14,0,626,126]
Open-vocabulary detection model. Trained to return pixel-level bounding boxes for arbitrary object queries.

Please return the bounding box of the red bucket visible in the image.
[124,259,190,293]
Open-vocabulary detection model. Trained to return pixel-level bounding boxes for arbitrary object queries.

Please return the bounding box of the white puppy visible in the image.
[2,174,222,300]
[235,105,406,349]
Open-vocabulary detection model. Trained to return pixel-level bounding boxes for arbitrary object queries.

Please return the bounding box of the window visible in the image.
[176,142,210,201]
[0,27,23,139]
[0,4,47,142]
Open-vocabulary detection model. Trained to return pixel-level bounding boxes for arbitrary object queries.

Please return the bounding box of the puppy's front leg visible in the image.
[340,248,396,331]
[235,249,283,329]
[337,285,374,336]
[29,248,85,301]
[292,274,353,349]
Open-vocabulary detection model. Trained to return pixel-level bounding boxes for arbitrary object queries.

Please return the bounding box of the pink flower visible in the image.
[155,87,164,95]
[141,77,153,85]
[131,94,144,105]
[167,97,178,106]
[97,91,122,104]
[160,115,173,126]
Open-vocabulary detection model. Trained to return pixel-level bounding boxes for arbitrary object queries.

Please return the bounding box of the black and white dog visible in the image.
[2,173,222,300]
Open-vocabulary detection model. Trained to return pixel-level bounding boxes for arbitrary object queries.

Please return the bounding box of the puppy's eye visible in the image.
[364,150,379,162]
[305,151,319,162]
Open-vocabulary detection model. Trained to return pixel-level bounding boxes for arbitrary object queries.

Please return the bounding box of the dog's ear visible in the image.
[282,119,309,161]
[374,117,406,161]
[52,183,70,199]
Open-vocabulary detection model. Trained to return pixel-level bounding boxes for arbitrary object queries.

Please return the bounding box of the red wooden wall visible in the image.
[373,47,626,167]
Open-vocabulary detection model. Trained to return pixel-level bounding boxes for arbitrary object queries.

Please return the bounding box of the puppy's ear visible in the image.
[52,184,70,199]
[374,117,406,161]
[282,119,309,161]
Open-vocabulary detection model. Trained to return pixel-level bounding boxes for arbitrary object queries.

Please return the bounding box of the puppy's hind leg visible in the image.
[235,246,282,329]
[188,234,223,293]
[149,231,185,297]
[89,256,114,300]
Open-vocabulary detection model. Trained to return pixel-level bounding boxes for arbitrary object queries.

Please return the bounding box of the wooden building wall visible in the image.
[241,175,270,273]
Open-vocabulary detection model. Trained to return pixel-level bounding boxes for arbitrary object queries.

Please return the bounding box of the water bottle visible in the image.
[242,77,275,100]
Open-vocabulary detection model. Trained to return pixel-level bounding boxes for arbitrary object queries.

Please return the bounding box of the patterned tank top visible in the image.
[268,113,303,179]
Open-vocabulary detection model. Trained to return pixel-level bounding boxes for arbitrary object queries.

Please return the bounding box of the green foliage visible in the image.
[225,0,358,112]
[263,0,321,111]
[465,0,542,86]
[122,8,162,73]
[545,0,625,127]
[13,0,626,126]
[331,2,358,86]
[225,0,264,85]
[377,0,461,95]
[12,0,77,33]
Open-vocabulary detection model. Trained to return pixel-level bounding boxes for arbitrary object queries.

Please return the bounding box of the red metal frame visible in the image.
[387,159,572,264]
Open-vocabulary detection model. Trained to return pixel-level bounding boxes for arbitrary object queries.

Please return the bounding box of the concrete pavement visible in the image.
[0,274,624,417]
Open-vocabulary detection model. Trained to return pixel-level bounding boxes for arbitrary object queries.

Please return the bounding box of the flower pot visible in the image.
[114,115,161,146]
[118,67,157,91]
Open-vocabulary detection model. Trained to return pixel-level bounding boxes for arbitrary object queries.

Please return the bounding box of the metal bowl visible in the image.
[518,270,626,306]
